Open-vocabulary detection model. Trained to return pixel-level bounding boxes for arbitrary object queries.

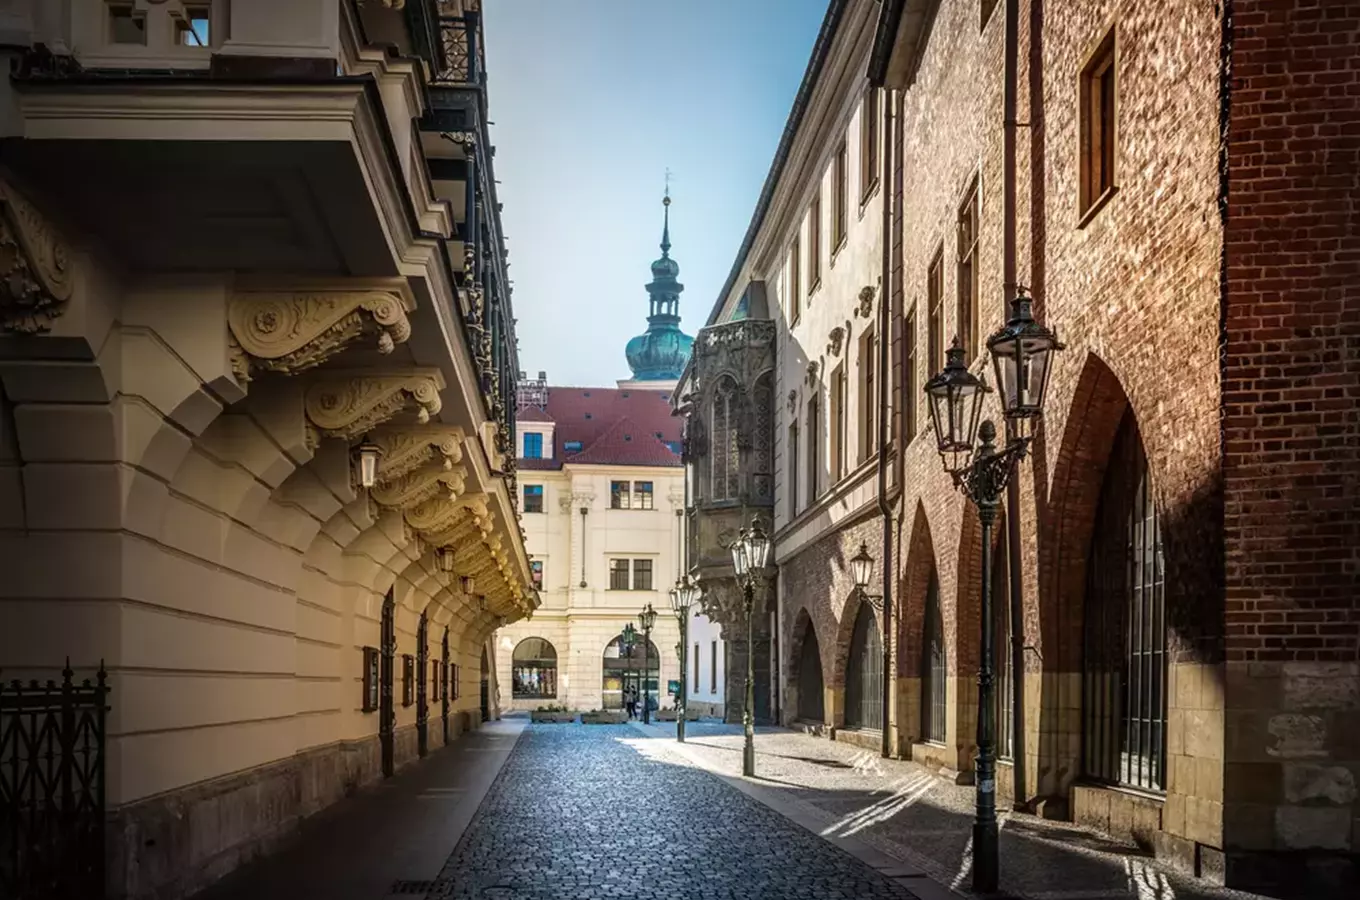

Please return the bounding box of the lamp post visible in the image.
[923,290,1062,894]
[669,574,701,742]
[731,517,772,778]
[637,603,657,725]
[620,622,637,716]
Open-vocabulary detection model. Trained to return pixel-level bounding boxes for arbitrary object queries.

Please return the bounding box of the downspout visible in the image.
[876,86,897,761]
[1002,0,1029,812]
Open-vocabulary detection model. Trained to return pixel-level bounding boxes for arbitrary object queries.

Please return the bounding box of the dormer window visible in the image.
[564,440,583,452]
[522,432,543,459]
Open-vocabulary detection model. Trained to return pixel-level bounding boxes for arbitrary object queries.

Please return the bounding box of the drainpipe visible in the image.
[876,86,897,760]
[1002,0,1029,812]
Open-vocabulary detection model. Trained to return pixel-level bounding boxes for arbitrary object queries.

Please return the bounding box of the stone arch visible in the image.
[895,501,939,746]
[786,606,827,726]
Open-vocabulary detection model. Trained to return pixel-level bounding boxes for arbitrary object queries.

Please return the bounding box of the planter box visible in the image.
[529,711,578,724]
[655,709,701,722]
[580,711,628,725]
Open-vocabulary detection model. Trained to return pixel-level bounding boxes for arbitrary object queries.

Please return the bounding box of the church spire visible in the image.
[660,174,672,256]
[624,174,694,382]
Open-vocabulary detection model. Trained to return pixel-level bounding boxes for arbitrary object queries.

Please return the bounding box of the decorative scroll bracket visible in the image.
[0,180,73,334]
[304,370,444,443]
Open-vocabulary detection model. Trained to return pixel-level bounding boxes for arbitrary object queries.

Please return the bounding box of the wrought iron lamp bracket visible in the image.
[950,434,1031,509]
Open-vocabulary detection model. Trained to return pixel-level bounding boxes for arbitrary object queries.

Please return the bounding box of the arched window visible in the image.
[511,638,558,699]
[797,627,825,723]
[922,575,947,744]
[1082,409,1167,791]
[844,603,883,731]
[602,635,660,711]
[710,378,740,501]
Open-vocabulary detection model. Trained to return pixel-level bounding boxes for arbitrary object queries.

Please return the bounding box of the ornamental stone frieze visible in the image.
[303,370,444,443]
[371,426,465,485]
[227,283,414,384]
[0,180,73,334]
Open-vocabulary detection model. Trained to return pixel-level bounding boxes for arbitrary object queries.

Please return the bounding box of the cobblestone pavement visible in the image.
[432,723,924,900]
[636,721,1276,900]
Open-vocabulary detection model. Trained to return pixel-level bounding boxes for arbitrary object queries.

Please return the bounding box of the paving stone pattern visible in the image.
[646,723,1275,900]
[432,723,921,900]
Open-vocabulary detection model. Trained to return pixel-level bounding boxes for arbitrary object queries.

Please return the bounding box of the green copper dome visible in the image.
[626,192,694,381]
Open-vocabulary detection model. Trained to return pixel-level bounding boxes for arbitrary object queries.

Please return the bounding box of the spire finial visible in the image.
[660,169,672,255]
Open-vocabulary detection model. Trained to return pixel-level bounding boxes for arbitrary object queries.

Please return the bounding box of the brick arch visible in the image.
[896,501,939,679]
[785,605,827,725]
[1037,352,1133,675]
[830,579,879,697]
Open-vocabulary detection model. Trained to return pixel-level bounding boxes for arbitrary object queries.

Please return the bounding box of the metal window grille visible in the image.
[1082,410,1167,792]
[994,537,1014,760]
[845,605,883,731]
[922,576,947,744]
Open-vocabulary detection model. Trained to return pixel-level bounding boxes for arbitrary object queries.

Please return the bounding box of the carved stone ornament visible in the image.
[372,426,465,485]
[228,287,414,384]
[855,284,877,318]
[806,360,820,386]
[827,326,845,358]
[786,390,798,414]
[304,370,444,441]
[407,491,489,537]
[0,180,73,334]
[372,463,467,511]
[442,130,477,150]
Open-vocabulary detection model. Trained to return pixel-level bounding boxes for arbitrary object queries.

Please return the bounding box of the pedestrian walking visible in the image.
[625,687,637,720]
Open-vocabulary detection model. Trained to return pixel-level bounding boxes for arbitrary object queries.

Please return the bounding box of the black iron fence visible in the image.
[0,661,109,900]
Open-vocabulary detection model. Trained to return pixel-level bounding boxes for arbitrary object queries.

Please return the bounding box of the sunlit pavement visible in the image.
[629,721,1277,900]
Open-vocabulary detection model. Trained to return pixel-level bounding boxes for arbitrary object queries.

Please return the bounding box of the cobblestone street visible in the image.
[432,723,924,900]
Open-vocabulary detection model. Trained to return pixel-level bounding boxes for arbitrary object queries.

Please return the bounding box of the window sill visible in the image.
[1077,185,1118,229]
[859,179,880,217]
[809,278,822,299]
[830,235,849,266]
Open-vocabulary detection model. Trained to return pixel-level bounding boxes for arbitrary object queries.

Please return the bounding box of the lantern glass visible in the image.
[745,518,772,571]
[669,585,682,616]
[730,535,750,577]
[680,574,702,609]
[356,440,383,488]
[639,602,657,633]
[849,542,874,591]
[988,292,1061,422]
[925,339,986,464]
[439,547,455,572]
[460,575,475,595]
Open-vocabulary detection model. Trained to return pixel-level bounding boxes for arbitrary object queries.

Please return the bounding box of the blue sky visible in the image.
[482,0,827,387]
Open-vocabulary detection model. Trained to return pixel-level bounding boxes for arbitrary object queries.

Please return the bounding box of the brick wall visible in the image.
[1219,0,1360,891]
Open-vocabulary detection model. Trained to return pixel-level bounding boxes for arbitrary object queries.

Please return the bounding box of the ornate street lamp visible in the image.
[637,602,657,724]
[923,292,1062,895]
[849,542,875,593]
[355,438,383,489]
[731,517,772,777]
[669,574,701,743]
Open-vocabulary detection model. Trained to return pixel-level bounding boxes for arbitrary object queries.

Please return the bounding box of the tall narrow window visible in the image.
[922,576,947,743]
[957,179,980,359]
[787,419,800,516]
[860,88,879,201]
[809,190,823,290]
[711,641,718,692]
[830,365,846,481]
[832,141,848,252]
[844,605,883,731]
[859,328,877,464]
[633,481,654,510]
[904,312,918,439]
[927,249,944,376]
[711,379,740,501]
[693,642,701,692]
[1082,408,1166,791]
[789,237,802,324]
[1080,30,1118,218]
[632,559,653,591]
[523,484,544,513]
[806,393,821,500]
[522,432,543,459]
[610,480,631,509]
[609,559,631,591]
[530,559,544,589]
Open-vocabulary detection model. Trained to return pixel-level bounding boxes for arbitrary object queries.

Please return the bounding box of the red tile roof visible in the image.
[517,386,681,469]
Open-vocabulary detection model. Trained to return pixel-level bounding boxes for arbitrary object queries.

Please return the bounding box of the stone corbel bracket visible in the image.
[0,179,73,335]
[372,464,468,511]
[827,326,845,358]
[305,369,444,443]
[372,425,465,485]
[406,490,489,539]
[228,282,415,384]
[855,284,877,318]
